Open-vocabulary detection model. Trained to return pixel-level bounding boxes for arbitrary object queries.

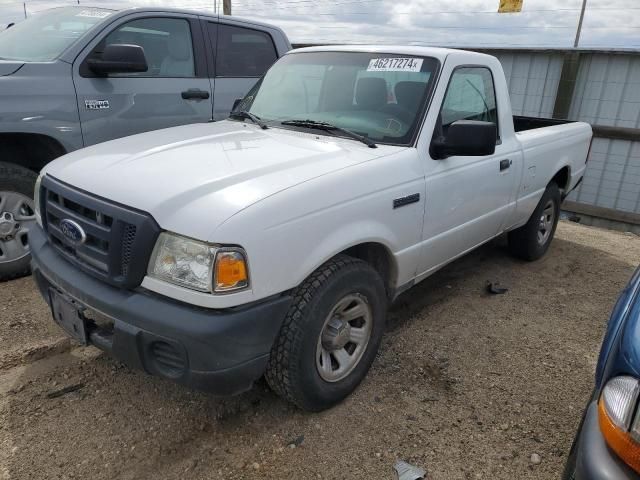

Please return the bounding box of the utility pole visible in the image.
[574,0,587,48]
[23,2,27,18]
[223,0,231,15]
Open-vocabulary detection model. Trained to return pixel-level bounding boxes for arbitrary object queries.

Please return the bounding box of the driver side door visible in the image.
[73,13,213,147]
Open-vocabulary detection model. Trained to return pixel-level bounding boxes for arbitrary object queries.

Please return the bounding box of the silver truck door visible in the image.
[73,13,213,147]
[204,21,279,121]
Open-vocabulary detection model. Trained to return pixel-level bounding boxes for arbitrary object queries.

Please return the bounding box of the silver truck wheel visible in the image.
[537,199,555,246]
[0,192,35,262]
[265,254,387,412]
[316,293,373,382]
[0,163,38,281]
[508,182,560,261]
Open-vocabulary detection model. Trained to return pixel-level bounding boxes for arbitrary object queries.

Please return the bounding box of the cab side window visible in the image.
[215,24,277,77]
[101,18,195,77]
[440,67,498,137]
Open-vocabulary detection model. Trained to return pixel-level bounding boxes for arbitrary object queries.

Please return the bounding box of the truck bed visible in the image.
[513,115,575,133]
[514,114,591,197]
[513,115,591,149]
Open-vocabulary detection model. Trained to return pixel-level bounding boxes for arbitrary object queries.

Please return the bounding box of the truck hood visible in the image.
[0,61,24,76]
[44,120,395,240]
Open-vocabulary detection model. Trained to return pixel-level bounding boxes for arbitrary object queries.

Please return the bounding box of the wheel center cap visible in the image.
[322,318,351,351]
[0,213,16,239]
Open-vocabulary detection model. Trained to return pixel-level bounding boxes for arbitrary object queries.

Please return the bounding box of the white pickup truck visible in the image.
[30,46,592,411]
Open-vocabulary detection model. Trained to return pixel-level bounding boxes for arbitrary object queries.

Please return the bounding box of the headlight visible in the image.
[34,173,43,228]
[147,232,249,293]
[599,376,640,473]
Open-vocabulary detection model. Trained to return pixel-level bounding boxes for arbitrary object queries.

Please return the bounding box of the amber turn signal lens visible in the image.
[599,398,640,473]
[214,251,248,292]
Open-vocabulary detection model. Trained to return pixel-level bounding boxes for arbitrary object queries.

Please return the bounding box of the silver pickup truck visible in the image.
[0,6,290,280]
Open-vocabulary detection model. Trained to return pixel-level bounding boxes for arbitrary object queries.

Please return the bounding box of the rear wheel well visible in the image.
[551,166,570,193]
[0,133,67,174]
[341,242,397,299]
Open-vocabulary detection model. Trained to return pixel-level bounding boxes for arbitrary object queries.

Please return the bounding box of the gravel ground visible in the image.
[1,221,639,480]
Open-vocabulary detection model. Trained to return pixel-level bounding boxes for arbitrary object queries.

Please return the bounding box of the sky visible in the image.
[0,0,639,49]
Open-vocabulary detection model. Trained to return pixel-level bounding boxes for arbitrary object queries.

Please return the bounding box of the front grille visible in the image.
[41,176,160,289]
[121,224,137,277]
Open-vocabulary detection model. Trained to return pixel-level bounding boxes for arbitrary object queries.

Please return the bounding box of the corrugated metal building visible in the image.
[485,48,640,231]
[493,51,564,118]
[568,54,640,214]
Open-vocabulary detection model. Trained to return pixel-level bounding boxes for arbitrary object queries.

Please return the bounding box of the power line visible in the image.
[283,24,640,30]
[233,7,640,18]
[232,1,640,13]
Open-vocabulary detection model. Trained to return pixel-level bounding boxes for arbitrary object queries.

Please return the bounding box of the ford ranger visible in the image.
[29,46,592,411]
[0,6,290,280]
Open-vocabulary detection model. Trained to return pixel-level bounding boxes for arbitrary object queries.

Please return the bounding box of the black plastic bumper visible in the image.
[29,226,292,396]
[567,401,639,480]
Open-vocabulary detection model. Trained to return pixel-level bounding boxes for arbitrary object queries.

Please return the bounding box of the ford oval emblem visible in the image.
[59,219,86,245]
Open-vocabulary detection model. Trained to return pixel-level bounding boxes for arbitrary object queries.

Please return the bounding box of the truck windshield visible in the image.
[0,7,113,62]
[235,51,439,146]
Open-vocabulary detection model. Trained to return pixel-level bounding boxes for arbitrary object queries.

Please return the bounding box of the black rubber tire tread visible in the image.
[508,182,561,261]
[265,254,386,411]
[0,162,38,281]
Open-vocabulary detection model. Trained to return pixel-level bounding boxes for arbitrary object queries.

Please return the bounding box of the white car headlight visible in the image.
[147,232,249,293]
[34,173,43,228]
[598,376,640,473]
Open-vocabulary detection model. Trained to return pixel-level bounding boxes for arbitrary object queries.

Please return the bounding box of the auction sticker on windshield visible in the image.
[76,9,112,18]
[367,58,423,72]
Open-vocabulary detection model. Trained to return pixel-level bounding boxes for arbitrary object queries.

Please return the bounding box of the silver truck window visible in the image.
[0,7,112,62]
[236,52,439,146]
[215,24,277,78]
[441,67,498,135]
[102,18,195,78]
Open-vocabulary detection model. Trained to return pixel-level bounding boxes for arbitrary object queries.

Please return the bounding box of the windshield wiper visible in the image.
[229,110,268,129]
[280,119,377,148]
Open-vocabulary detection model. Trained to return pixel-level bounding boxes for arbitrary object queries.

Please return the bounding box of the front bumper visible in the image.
[565,401,639,480]
[30,226,292,396]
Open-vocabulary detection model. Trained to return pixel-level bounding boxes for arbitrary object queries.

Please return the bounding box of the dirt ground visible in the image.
[1,221,639,480]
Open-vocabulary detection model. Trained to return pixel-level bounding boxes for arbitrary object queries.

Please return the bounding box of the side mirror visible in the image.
[232,98,242,111]
[88,44,148,76]
[431,120,497,159]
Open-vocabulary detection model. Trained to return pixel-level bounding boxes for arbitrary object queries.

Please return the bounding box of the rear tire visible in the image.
[508,182,560,261]
[265,255,387,412]
[0,162,37,281]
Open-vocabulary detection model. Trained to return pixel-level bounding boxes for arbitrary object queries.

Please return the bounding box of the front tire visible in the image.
[265,255,387,411]
[0,162,38,281]
[508,182,560,261]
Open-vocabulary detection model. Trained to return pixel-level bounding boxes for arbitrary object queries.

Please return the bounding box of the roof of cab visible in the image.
[52,5,290,63]
[289,45,490,62]
[46,6,286,33]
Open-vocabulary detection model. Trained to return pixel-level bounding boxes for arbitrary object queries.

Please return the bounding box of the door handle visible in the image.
[499,159,512,171]
[181,89,210,100]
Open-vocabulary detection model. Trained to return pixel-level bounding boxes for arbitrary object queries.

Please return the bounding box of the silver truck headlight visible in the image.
[34,173,43,228]
[147,232,249,293]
